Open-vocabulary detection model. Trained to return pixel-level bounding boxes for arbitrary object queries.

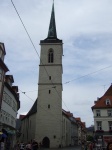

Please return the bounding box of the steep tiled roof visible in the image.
[27,99,37,116]
[21,99,37,120]
[75,117,81,121]
[104,84,112,96]
[62,109,77,123]
[81,122,86,128]
[62,109,73,117]
[92,84,112,109]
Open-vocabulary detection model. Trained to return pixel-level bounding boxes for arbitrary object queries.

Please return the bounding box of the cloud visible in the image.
[0,0,112,127]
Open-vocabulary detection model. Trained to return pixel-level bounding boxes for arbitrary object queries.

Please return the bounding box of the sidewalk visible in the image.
[40,145,81,150]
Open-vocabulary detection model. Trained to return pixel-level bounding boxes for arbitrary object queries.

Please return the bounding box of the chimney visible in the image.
[5,75,14,87]
[97,97,99,101]
[12,86,18,93]
[94,101,97,104]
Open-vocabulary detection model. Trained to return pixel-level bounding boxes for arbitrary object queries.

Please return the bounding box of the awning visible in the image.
[103,136,112,143]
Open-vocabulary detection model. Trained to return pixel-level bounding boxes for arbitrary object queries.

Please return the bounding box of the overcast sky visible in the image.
[0,0,112,127]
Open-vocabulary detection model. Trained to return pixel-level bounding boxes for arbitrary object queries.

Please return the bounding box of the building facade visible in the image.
[35,2,63,148]
[76,118,86,145]
[0,42,20,148]
[20,103,79,147]
[0,75,20,148]
[0,43,9,110]
[20,2,80,148]
[62,110,78,146]
[92,84,112,146]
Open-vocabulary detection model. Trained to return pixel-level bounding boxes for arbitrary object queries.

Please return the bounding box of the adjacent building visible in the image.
[0,75,20,147]
[86,125,94,138]
[76,118,86,145]
[0,42,20,148]
[0,42,9,109]
[62,110,78,146]
[92,84,112,146]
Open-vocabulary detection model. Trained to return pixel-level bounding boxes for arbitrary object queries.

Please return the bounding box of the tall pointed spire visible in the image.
[40,0,62,43]
[47,1,57,39]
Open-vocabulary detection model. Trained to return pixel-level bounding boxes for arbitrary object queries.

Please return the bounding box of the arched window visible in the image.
[48,49,54,63]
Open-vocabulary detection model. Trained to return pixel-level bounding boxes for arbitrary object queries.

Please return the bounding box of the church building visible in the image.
[20,2,79,148]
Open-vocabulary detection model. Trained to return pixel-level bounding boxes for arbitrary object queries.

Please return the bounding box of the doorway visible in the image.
[42,137,50,148]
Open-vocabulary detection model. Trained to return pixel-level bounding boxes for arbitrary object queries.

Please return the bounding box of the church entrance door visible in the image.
[42,137,50,148]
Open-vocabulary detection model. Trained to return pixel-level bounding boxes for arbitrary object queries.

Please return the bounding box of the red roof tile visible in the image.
[92,84,112,109]
[75,117,81,121]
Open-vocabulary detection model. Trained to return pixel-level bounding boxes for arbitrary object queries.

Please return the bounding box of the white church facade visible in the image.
[20,2,80,148]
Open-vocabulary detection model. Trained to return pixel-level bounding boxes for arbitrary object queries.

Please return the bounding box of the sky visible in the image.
[0,0,112,127]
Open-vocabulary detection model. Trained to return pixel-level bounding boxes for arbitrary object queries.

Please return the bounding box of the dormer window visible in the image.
[106,99,111,105]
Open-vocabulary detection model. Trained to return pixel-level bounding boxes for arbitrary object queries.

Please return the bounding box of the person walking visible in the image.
[89,142,93,150]
[20,141,24,150]
[32,139,38,150]
[0,138,5,150]
[26,141,32,150]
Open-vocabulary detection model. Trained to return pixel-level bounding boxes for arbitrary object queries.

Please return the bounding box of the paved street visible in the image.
[41,145,81,150]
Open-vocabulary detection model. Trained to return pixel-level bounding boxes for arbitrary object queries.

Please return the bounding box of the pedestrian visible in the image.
[84,143,88,150]
[107,142,112,150]
[82,142,85,150]
[13,141,20,150]
[0,137,5,150]
[20,141,25,150]
[5,139,11,150]
[26,141,32,150]
[32,139,38,150]
[39,142,42,148]
[89,142,93,150]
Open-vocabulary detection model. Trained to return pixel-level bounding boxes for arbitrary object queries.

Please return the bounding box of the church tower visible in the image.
[36,2,63,148]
